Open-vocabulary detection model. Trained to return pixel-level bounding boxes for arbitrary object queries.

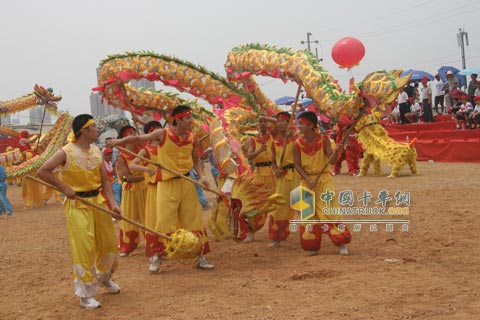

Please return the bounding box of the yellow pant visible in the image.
[64,195,118,297]
[22,176,44,208]
[119,182,147,254]
[269,170,299,241]
[156,178,209,255]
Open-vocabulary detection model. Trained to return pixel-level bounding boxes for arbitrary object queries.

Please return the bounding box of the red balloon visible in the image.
[331,37,365,69]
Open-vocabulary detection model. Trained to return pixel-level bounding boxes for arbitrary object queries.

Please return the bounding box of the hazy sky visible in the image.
[1,0,479,118]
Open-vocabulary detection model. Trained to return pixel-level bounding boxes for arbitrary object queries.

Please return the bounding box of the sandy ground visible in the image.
[0,161,479,320]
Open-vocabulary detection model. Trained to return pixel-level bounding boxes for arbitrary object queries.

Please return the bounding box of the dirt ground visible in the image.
[0,161,479,320]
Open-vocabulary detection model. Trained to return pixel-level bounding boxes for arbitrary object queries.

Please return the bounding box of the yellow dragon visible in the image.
[95,45,414,240]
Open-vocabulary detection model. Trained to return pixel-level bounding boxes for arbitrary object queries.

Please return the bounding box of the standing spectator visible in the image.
[443,70,458,113]
[421,77,433,122]
[398,87,410,124]
[412,82,420,101]
[474,80,480,98]
[433,74,445,114]
[0,164,13,218]
[467,73,478,101]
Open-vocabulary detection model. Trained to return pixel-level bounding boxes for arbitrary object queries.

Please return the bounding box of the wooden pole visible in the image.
[278,85,302,168]
[314,121,359,182]
[115,146,227,200]
[26,175,172,241]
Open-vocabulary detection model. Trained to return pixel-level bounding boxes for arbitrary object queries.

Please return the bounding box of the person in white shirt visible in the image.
[468,96,480,128]
[433,74,445,114]
[455,95,474,129]
[389,105,401,125]
[405,99,423,123]
[397,88,409,124]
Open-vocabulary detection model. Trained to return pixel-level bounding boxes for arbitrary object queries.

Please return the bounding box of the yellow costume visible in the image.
[117,151,147,255]
[21,150,44,208]
[61,143,118,297]
[295,134,351,251]
[269,136,299,241]
[143,145,161,257]
[243,133,276,238]
[155,128,210,255]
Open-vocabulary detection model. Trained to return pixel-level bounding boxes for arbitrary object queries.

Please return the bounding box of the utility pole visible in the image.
[457,28,469,69]
[301,32,322,61]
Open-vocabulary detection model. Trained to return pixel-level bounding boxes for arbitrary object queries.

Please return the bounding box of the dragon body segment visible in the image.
[6,112,73,179]
[96,52,261,117]
[226,44,411,120]
[0,84,61,116]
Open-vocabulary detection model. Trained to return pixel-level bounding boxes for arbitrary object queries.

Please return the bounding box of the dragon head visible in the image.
[358,70,411,111]
[34,84,62,109]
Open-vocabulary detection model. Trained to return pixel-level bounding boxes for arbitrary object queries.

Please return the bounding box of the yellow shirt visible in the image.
[156,128,194,181]
[294,133,331,182]
[61,143,102,192]
[272,136,294,168]
[252,132,274,177]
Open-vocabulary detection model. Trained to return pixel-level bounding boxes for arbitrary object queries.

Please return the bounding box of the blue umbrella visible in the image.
[458,68,480,76]
[275,96,296,105]
[400,69,434,81]
[300,98,313,106]
[438,66,466,88]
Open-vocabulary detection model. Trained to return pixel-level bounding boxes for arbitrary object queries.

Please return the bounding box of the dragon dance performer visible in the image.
[268,111,300,247]
[115,125,147,257]
[293,111,351,256]
[37,114,121,309]
[18,131,44,207]
[129,120,163,273]
[332,117,362,176]
[108,105,214,270]
[242,116,276,242]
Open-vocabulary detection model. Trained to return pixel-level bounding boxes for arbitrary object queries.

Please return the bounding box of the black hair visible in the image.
[171,105,192,126]
[297,111,318,129]
[143,121,162,134]
[72,114,93,139]
[118,125,135,138]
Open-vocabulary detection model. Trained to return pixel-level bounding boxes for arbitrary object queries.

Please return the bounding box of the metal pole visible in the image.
[457,28,468,69]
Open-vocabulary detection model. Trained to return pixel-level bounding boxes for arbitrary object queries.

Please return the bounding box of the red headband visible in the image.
[121,127,135,138]
[277,114,290,121]
[148,125,159,133]
[298,117,313,125]
[172,110,191,120]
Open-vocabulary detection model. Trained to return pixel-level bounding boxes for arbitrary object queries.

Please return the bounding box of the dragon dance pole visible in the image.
[278,84,302,168]
[26,175,172,240]
[115,146,228,200]
[36,105,48,150]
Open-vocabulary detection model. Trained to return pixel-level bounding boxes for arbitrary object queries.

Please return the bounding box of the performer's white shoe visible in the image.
[267,240,281,248]
[339,245,349,255]
[243,232,255,243]
[196,257,215,270]
[149,255,161,273]
[100,279,120,294]
[79,297,101,309]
